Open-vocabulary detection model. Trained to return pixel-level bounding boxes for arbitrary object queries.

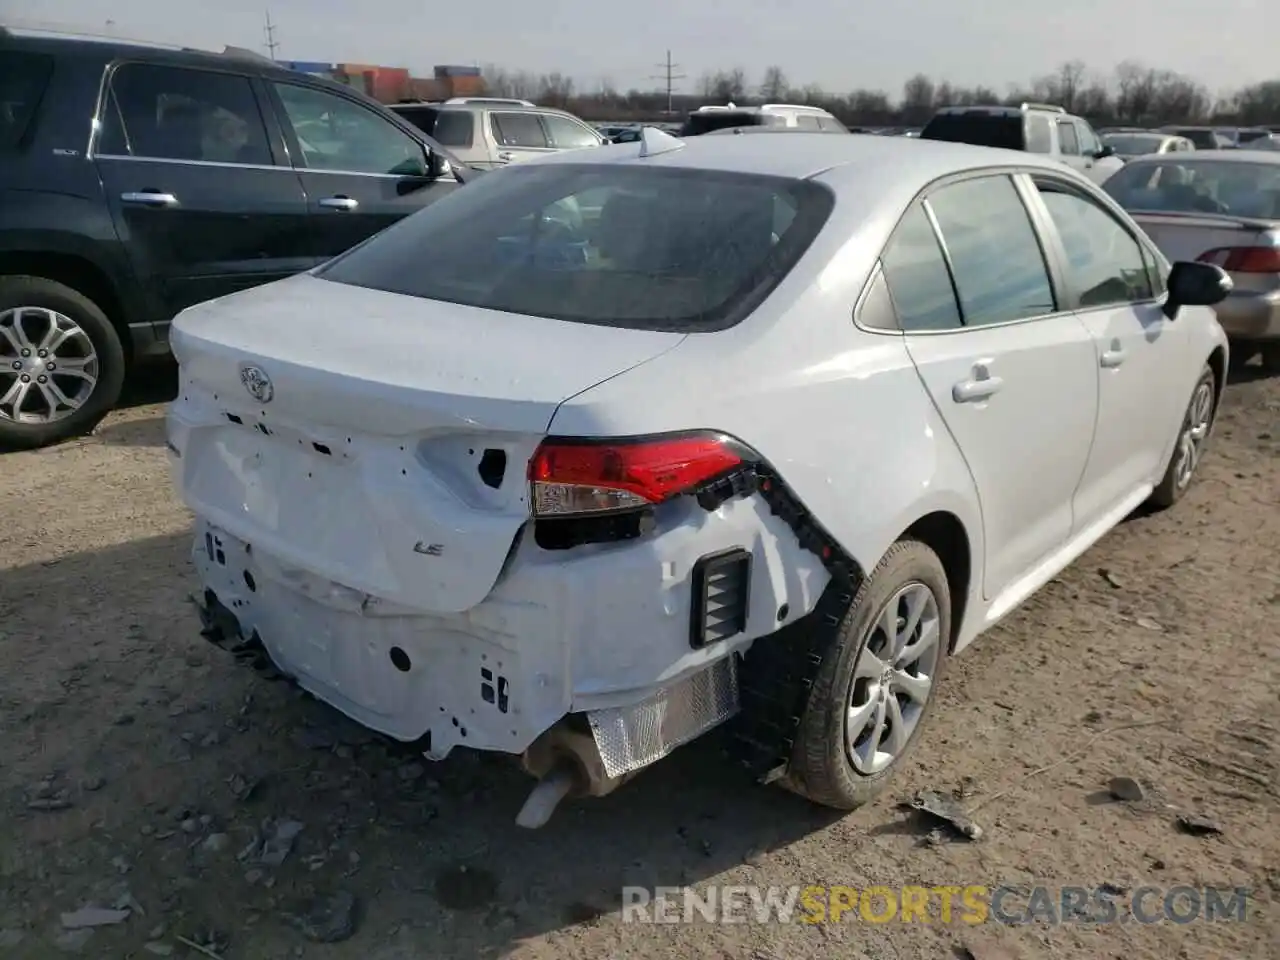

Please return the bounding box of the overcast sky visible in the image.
[7,0,1278,96]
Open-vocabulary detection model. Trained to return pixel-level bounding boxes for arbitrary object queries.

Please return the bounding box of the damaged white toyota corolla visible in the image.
[166,128,1230,827]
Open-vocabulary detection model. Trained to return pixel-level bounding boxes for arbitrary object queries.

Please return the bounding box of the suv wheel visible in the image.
[0,276,126,450]
[784,539,951,810]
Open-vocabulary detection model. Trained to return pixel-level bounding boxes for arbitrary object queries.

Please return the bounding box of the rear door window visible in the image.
[926,175,1057,326]
[880,204,963,332]
[99,63,273,165]
[795,115,822,130]
[394,106,475,148]
[0,51,53,148]
[490,112,549,148]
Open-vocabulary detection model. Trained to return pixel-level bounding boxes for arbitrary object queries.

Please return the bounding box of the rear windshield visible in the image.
[393,106,475,147]
[680,111,765,136]
[0,51,54,148]
[317,163,835,333]
[1236,129,1270,143]
[1166,128,1219,149]
[1104,159,1280,219]
[920,112,1024,150]
[1102,134,1167,155]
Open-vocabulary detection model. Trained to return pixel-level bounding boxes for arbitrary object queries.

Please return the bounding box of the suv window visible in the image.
[920,111,1024,150]
[1025,114,1052,153]
[99,63,272,165]
[273,83,426,175]
[1075,121,1101,156]
[395,106,474,148]
[1057,120,1079,155]
[927,175,1056,326]
[880,203,963,332]
[0,51,54,148]
[1034,180,1154,308]
[540,113,600,149]
[490,111,549,148]
[817,115,848,132]
[795,115,822,130]
[317,163,834,333]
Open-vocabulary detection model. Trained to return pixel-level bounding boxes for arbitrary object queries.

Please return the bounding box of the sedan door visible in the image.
[883,175,1100,603]
[267,81,461,262]
[1024,175,1188,527]
[93,61,311,321]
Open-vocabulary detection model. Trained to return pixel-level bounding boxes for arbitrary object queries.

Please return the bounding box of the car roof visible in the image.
[1121,149,1280,165]
[532,130,1082,181]
[1,31,298,78]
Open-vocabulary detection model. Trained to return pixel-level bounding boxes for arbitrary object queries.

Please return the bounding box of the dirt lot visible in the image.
[1,364,1277,960]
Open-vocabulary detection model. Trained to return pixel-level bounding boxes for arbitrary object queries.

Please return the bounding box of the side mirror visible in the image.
[1093,144,1116,159]
[427,150,452,179]
[1163,260,1232,319]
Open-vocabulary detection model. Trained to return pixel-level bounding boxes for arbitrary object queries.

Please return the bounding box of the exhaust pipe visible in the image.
[515,719,638,828]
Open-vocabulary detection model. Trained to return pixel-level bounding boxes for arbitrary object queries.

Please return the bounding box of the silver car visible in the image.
[391,98,605,169]
[1101,131,1195,160]
[1104,150,1280,370]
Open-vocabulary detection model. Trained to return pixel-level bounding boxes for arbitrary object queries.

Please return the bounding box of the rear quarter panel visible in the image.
[548,185,985,630]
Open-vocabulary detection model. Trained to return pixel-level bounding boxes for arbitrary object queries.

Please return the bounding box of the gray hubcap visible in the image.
[0,306,99,425]
[1173,380,1213,491]
[846,581,941,775]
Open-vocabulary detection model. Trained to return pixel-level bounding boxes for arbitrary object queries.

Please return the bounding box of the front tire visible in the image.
[0,276,126,450]
[1148,363,1217,510]
[1260,342,1280,373]
[784,539,951,810]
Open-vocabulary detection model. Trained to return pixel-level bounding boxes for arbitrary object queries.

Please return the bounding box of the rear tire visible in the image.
[783,539,951,810]
[0,276,126,450]
[1148,363,1216,510]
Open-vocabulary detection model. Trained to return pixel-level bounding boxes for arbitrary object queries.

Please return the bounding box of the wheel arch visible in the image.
[899,510,974,653]
[1206,343,1227,406]
[0,250,132,362]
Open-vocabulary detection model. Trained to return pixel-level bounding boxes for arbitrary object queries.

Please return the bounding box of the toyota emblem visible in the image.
[239,364,274,403]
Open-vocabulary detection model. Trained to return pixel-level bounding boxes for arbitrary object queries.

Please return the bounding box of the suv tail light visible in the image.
[528,433,747,517]
[1197,246,1280,273]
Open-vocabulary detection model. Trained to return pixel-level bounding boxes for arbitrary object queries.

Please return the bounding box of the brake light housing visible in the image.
[1196,245,1280,273]
[529,433,750,518]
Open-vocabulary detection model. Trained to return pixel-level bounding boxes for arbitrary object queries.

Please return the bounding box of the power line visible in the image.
[649,50,686,116]
[263,10,279,60]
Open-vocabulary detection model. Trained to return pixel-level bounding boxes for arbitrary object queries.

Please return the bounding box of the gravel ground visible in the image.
[1,363,1277,960]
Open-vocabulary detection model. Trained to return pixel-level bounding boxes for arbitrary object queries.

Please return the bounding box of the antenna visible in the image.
[649,50,686,117]
[263,10,279,60]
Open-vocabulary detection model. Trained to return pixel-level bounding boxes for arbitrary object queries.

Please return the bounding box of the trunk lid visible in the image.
[167,273,685,614]
[1130,211,1279,263]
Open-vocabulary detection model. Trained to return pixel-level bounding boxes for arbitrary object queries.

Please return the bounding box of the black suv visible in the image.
[0,29,473,449]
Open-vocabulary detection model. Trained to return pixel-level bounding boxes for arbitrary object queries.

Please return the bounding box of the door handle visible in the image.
[952,374,1004,403]
[1101,348,1127,368]
[318,196,358,211]
[121,191,178,207]
[497,152,514,162]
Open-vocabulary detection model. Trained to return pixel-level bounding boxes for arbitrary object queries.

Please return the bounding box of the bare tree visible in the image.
[759,65,788,101]
[900,74,936,123]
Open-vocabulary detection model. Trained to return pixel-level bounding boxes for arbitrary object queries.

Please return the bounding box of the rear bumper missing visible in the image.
[187,496,827,770]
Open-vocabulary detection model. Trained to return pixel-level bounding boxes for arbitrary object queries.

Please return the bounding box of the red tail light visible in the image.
[528,433,746,516]
[1196,246,1280,273]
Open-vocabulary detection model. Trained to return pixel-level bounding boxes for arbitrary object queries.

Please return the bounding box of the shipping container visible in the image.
[339,62,382,75]
[281,60,333,75]
[445,75,485,97]
[434,64,481,78]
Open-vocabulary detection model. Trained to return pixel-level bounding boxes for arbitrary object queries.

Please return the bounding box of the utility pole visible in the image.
[649,50,686,116]
[263,11,279,60]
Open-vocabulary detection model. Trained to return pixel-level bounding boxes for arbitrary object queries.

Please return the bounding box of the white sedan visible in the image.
[165,128,1230,826]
